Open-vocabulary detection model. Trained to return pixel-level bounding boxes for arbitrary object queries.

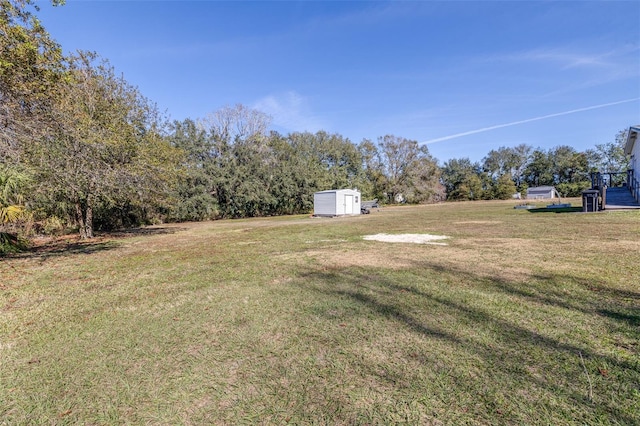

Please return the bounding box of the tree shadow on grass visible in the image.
[295,263,639,425]
[598,309,640,327]
[104,226,188,238]
[7,226,187,262]
[410,259,640,331]
[527,207,584,214]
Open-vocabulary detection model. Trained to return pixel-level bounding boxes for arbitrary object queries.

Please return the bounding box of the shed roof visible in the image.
[527,186,555,192]
[624,125,640,155]
[315,189,360,194]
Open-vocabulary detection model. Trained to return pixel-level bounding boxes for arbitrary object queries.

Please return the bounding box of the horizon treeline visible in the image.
[0,0,631,249]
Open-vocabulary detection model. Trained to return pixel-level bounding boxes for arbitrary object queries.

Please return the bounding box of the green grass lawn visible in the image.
[1,200,639,425]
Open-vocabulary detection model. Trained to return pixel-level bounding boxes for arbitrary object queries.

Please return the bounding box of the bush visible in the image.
[556,181,591,197]
[0,232,27,255]
[41,216,65,236]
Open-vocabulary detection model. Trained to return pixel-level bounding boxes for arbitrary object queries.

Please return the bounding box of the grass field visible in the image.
[1,200,639,425]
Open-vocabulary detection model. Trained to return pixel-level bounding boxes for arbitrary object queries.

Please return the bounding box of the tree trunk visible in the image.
[76,202,87,239]
[75,201,94,239]
[85,204,93,238]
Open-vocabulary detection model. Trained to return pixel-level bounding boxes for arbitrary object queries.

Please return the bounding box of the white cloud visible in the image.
[502,45,639,71]
[252,91,326,133]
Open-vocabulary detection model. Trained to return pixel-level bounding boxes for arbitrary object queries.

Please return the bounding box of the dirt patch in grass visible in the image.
[363,233,449,245]
[453,220,503,225]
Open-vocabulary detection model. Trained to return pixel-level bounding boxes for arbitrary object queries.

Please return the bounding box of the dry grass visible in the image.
[1,199,639,424]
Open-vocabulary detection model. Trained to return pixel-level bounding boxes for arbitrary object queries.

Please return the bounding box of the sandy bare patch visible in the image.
[363,233,449,245]
[454,221,502,225]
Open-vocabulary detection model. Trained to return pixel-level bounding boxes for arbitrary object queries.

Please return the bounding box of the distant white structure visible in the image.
[526,186,560,200]
[313,189,361,217]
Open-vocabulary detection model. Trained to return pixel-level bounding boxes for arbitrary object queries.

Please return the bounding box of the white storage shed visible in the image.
[313,189,361,217]
[526,186,560,199]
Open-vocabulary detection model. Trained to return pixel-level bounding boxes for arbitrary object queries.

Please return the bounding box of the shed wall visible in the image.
[526,187,557,199]
[314,192,337,216]
[631,136,640,177]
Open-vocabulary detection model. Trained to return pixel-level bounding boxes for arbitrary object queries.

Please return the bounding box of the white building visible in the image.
[624,125,640,202]
[313,189,361,217]
[526,186,560,199]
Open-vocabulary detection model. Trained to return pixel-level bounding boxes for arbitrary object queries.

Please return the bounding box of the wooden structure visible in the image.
[582,126,640,211]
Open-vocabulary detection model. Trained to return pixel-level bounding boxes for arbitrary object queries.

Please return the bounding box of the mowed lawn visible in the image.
[1,200,639,425]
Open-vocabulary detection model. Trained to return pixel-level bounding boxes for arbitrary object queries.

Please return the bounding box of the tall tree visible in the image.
[202,104,270,144]
[26,52,181,238]
[167,118,218,221]
[441,158,484,201]
[0,0,65,162]
[314,131,365,191]
[265,131,315,215]
[266,131,366,216]
[586,129,631,186]
[358,139,386,201]
[482,144,532,191]
[524,149,554,188]
[548,145,590,196]
[493,173,518,200]
[198,104,275,218]
[510,144,533,190]
[377,135,442,203]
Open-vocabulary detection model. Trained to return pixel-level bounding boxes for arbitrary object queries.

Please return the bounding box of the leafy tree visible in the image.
[356,139,382,201]
[482,147,516,180]
[524,149,554,187]
[377,135,442,203]
[549,145,588,185]
[482,145,532,192]
[441,158,484,200]
[215,136,278,218]
[510,144,533,189]
[201,103,270,147]
[266,131,366,215]
[1,0,66,162]
[586,129,630,173]
[197,104,276,218]
[493,173,518,199]
[25,52,181,238]
[167,118,218,221]
[265,132,315,215]
[461,173,485,201]
[522,146,590,197]
[585,129,631,186]
[546,146,590,196]
[314,131,365,191]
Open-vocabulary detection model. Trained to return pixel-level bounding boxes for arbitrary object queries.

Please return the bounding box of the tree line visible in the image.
[168,110,443,222]
[441,133,629,202]
[0,0,629,252]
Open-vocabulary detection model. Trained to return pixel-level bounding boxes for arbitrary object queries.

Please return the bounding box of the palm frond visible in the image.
[0,205,26,224]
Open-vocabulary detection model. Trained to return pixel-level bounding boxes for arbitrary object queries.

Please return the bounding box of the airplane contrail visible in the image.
[422,98,640,144]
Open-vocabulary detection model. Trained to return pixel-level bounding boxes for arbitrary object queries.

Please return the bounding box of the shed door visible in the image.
[344,194,353,214]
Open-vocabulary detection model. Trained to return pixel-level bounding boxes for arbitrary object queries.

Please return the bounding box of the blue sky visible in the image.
[36,1,639,164]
